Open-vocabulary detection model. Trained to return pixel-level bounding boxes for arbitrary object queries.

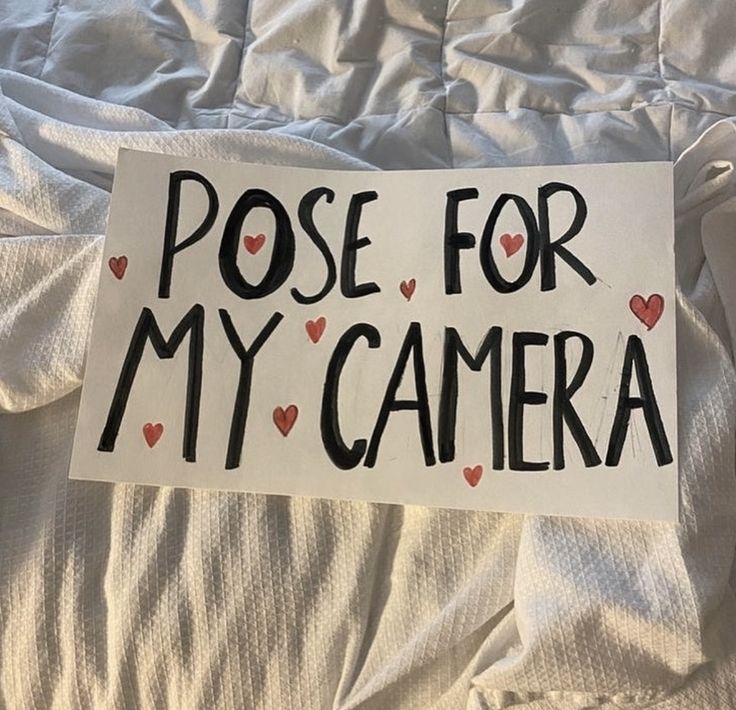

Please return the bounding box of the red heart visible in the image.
[305,316,327,343]
[108,255,128,280]
[273,405,298,437]
[142,422,163,448]
[400,278,416,301]
[499,233,524,257]
[463,465,483,487]
[244,233,266,254]
[629,293,664,330]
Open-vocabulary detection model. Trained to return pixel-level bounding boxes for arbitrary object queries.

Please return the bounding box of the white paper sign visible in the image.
[69,149,678,521]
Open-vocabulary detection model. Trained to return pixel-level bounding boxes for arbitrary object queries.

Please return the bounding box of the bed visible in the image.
[1,1,736,707]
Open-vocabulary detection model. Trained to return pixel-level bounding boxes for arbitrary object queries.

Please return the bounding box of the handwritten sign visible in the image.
[69,150,678,521]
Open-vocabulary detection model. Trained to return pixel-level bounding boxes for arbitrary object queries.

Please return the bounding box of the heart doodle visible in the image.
[629,294,664,330]
[463,465,483,487]
[305,317,327,343]
[499,233,524,257]
[400,278,416,301]
[143,422,164,448]
[273,405,299,437]
[244,233,266,254]
[108,255,128,280]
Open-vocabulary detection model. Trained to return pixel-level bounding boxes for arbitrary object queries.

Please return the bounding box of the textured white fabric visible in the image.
[1,2,736,708]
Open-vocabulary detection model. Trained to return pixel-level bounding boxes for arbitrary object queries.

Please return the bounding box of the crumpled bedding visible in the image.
[2,1,736,708]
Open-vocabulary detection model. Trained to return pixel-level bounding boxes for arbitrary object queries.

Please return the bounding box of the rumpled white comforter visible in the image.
[2,2,736,708]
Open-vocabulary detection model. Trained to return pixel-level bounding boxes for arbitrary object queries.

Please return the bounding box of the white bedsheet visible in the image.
[2,2,736,708]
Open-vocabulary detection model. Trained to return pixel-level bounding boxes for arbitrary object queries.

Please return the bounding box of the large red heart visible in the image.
[142,422,163,448]
[629,293,664,330]
[499,233,524,257]
[463,465,483,487]
[400,278,416,301]
[273,405,299,437]
[305,317,327,343]
[108,255,128,280]
[244,233,266,254]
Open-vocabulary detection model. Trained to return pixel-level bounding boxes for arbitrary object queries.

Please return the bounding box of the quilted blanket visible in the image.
[2,1,736,708]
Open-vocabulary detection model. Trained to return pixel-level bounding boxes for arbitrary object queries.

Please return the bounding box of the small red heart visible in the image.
[306,316,327,343]
[273,405,298,437]
[244,233,266,254]
[629,294,664,330]
[463,465,483,487]
[499,233,524,257]
[142,422,163,448]
[400,278,416,301]
[108,255,128,280]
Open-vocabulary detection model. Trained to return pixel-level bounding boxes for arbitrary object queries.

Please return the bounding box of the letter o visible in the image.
[479,194,539,293]
[219,189,295,299]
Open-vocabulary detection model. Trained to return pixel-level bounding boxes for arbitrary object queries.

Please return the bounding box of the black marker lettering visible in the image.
[159,171,219,298]
[605,335,673,466]
[444,188,479,294]
[509,331,550,471]
[98,304,204,461]
[480,194,539,293]
[341,191,380,298]
[219,310,284,469]
[291,187,337,305]
[321,323,381,469]
[219,189,295,299]
[553,331,601,469]
[438,327,504,469]
[538,182,596,291]
[365,322,435,467]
